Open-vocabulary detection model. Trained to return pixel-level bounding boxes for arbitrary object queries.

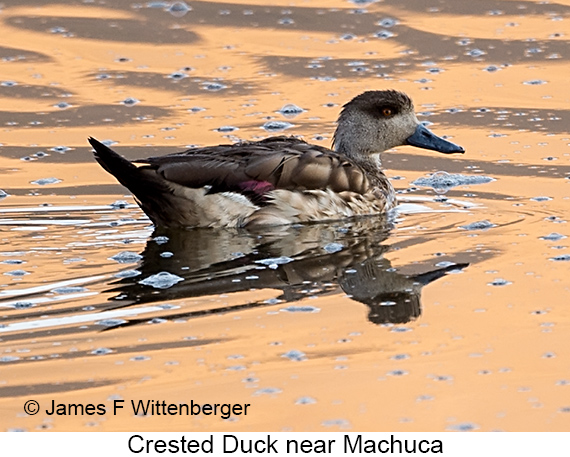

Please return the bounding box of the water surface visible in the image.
[1,0,569,432]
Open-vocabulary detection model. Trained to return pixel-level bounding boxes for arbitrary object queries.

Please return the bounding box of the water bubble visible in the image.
[282,350,307,362]
[447,422,480,431]
[255,256,294,268]
[277,104,304,118]
[130,355,150,362]
[110,200,129,209]
[12,302,34,310]
[377,18,398,27]
[391,327,412,333]
[91,348,113,355]
[523,80,547,85]
[459,220,496,231]
[467,49,486,57]
[391,354,410,360]
[253,387,282,396]
[295,396,317,405]
[280,306,320,313]
[30,177,61,186]
[121,97,139,106]
[322,419,351,429]
[323,242,344,253]
[168,1,191,17]
[114,269,141,279]
[1,356,20,362]
[52,286,88,294]
[488,278,512,286]
[202,82,227,91]
[109,251,142,264]
[96,319,127,328]
[215,125,238,133]
[139,271,183,289]
[168,71,188,80]
[540,233,566,241]
[387,369,408,376]
[262,121,294,132]
[374,30,395,39]
[413,172,494,191]
[4,270,30,277]
[550,255,570,262]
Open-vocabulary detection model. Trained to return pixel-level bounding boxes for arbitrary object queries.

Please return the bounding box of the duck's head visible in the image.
[332,90,464,159]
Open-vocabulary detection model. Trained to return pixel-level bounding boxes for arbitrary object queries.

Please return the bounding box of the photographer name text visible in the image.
[41,399,249,420]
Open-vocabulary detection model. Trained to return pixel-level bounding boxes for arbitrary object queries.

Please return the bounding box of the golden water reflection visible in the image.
[1,0,570,432]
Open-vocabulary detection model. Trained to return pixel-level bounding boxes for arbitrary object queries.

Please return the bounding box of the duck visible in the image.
[88,90,464,228]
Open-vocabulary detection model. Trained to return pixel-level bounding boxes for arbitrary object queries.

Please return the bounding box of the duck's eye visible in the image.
[381,107,393,117]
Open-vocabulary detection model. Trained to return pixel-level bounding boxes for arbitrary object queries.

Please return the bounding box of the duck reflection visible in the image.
[106,219,467,326]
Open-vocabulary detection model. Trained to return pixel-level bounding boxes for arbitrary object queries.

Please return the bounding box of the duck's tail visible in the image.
[88,137,143,189]
[88,136,173,194]
[88,137,178,224]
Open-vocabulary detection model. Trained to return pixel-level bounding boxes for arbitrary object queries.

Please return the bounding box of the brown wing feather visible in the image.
[135,137,372,195]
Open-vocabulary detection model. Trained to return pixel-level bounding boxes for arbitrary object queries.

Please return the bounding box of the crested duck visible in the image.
[89,90,464,228]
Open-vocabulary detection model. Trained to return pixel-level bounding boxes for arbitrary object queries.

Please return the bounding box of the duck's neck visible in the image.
[334,140,383,171]
[332,111,388,164]
[333,131,379,160]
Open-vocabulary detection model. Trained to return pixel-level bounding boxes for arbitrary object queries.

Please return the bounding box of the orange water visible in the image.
[1,0,569,432]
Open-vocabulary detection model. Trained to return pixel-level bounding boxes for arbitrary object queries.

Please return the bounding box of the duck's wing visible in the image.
[135,137,371,198]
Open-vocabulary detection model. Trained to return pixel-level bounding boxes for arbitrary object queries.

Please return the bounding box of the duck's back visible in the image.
[89,136,394,228]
